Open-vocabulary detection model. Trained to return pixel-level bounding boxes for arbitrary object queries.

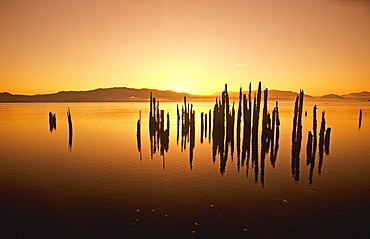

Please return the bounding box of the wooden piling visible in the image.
[67,108,73,150]
[359,109,362,128]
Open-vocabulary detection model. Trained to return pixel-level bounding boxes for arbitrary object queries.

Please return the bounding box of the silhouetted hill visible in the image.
[0,87,197,102]
[320,94,344,99]
[0,87,369,102]
[342,91,370,100]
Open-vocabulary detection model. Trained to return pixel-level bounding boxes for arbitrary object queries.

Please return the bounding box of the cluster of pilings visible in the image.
[149,93,169,160]
[306,107,332,184]
[209,82,280,183]
[291,90,304,182]
[200,109,212,144]
[211,84,237,175]
[177,96,196,169]
[145,84,289,184]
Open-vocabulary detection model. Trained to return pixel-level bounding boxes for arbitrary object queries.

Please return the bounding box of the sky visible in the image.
[0,0,369,96]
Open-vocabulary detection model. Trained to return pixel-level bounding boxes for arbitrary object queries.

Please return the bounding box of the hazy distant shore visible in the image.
[1,87,369,102]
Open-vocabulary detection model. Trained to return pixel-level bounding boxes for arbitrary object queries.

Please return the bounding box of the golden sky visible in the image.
[0,0,369,96]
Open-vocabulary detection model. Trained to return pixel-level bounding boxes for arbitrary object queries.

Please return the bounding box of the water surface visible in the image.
[0,101,369,238]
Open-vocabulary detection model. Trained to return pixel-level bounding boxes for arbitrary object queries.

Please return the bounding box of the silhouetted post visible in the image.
[201,112,204,143]
[241,94,248,162]
[358,109,362,128]
[319,111,326,145]
[273,101,280,167]
[205,113,208,138]
[236,87,242,159]
[177,105,180,145]
[230,102,235,159]
[167,112,170,133]
[324,127,331,155]
[209,110,212,143]
[270,105,276,166]
[160,110,165,133]
[291,90,304,182]
[67,108,73,151]
[150,92,153,125]
[318,111,326,174]
[137,111,142,160]
[313,105,317,146]
[261,88,269,154]
[292,96,299,145]
[189,109,195,170]
[177,104,180,122]
[252,82,262,165]
[247,83,252,149]
[306,131,313,163]
[297,90,304,142]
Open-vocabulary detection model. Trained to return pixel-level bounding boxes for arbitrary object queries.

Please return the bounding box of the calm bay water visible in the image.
[0,101,369,238]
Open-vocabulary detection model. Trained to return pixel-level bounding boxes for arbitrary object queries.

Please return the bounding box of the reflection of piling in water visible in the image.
[208,110,212,143]
[177,104,180,145]
[229,102,235,159]
[159,111,169,156]
[307,105,317,185]
[261,88,271,154]
[306,131,313,163]
[251,82,261,181]
[136,111,142,160]
[317,110,332,174]
[201,112,204,144]
[313,105,318,153]
[205,112,208,139]
[49,112,56,131]
[149,93,156,158]
[260,88,270,187]
[306,105,317,165]
[241,84,252,165]
[270,101,280,167]
[212,98,223,163]
[358,109,362,128]
[291,90,304,182]
[67,108,73,151]
[236,87,242,166]
[189,109,195,170]
[318,111,326,174]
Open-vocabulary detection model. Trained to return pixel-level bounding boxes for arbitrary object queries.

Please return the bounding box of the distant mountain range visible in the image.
[0,87,369,102]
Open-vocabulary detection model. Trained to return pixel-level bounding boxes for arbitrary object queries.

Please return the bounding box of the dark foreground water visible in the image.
[0,101,369,238]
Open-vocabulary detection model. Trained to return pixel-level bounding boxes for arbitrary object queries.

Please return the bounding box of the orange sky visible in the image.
[0,0,369,96]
